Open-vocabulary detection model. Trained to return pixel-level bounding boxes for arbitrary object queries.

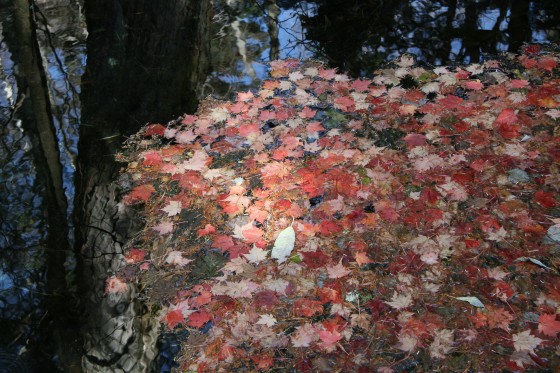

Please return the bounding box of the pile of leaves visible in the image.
[113,46,560,372]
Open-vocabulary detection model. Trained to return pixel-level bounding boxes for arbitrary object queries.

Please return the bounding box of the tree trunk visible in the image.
[75,0,211,371]
[12,1,81,370]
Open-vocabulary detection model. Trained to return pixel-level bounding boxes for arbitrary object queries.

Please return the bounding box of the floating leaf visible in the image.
[452,296,485,308]
[271,225,295,263]
[513,257,549,269]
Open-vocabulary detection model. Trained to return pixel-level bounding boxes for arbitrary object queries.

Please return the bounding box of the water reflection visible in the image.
[205,0,317,99]
[300,0,560,75]
[0,0,85,368]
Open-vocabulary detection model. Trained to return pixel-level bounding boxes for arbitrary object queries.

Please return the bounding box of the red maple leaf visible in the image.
[123,184,156,204]
[197,223,216,237]
[537,56,558,72]
[164,309,184,329]
[294,298,323,317]
[142,150,163,167]
[319,220,342,236]
[318,330,342,350]
[439,95,463,110]
[254,290,279,309]
[535,190,557,208]
[192,290,212,307]
[403,133,427,148]
[538,314,560,337]
[187,309,212,328]
[242,226,264,243]
[251,353,274,370]
[124,248,146,264]
[212,235,235,252]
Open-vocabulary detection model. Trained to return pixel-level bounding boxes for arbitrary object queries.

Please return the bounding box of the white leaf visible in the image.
[513,330,543,353]
[162,201,182,216]
[257,314,277,327]
[165,251,193,267]
[513,257,549,269]
[453,296,485,308]
[271,225,295,263]
[386,292,413,310]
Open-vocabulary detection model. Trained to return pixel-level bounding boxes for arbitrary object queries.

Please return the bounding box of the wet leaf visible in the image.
[271,225,295,263]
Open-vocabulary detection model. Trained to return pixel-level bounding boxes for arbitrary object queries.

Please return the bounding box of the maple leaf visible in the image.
[165,251,193,267]
[162,201,182,216]
[354,251,373,266]
[256,314,277,327]
[538,314,560,337]
[386,292,413,310]
[192,290,212,307]
[350,313,372,330]
[124,248,146,264]
[318,330,343,352]
[413,154,444,172]
[243,246,268,264]
[197,223,216,237]
[263,278,290,296]
[187,309,212,328]
[144,123,166,136]
[436,180,468,201]
[242,226,264,243]
[175,129,198,144]
[294,298,323,317]
[179,149,210,171]
[326,259,351,279]
[212,235,235,251]
[403,133,427,148]
[163,309,184,329]
[291,323,319,347]
[124,184,156,204]
[251,354,274,370]
[142,150,163,167]
[512,330,543,354]
[105,276,128,294]
[212,279,260,298]
[535,190,557,208]
[221,256,248,274]
[429,329,454,359]
[153,220,174,235]
[397,333,418,352]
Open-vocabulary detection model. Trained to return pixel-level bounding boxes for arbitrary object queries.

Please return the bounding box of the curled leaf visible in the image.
[452,296,485,308]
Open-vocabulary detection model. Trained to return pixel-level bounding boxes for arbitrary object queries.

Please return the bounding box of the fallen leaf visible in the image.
[153,220,174,235]
[165,251,193,267]
[187,309,212,328]
[453,296,485,308]
[512,330,543,354]
[271,225,296,263]
[105,276,128,294]
[538,314,560,337]
[386,292,413,310]
[162,201,182,216]
[256,314,277,327]
[163,309,184,329]
[326,259,351,279]
[197,223,216,237]
[243,246,268,264]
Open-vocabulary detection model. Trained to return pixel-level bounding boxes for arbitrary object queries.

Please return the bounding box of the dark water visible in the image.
[0,0,559,370]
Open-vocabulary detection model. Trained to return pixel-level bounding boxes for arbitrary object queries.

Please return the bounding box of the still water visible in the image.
[0,0,558,370]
